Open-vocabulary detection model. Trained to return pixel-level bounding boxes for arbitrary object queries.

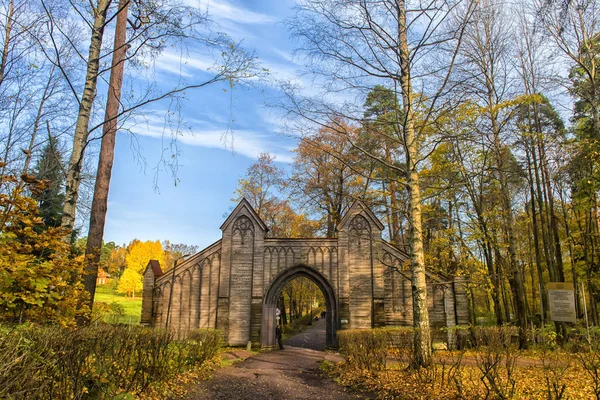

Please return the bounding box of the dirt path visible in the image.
[284,317,327,350]
[185,346,367,400]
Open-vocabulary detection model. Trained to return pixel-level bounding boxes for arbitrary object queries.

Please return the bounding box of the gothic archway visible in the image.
[261,264,338,349]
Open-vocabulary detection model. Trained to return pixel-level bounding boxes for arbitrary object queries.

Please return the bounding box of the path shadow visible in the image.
[283,318,327,351]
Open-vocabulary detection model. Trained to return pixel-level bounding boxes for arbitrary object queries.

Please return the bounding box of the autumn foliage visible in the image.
[119,239,164,297]
[117,267,143,298]
[0,172,88,325]
[331,326,600,399]
[125,239,165,274]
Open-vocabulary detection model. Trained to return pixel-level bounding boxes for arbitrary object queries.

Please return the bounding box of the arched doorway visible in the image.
[261,264,338,349]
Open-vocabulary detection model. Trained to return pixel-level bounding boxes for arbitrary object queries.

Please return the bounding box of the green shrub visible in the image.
[338,329,389,371]
[0,324,222,399]
[169,329,222,373]
[382,326,414,348]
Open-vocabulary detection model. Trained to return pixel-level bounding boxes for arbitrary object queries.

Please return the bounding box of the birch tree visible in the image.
[284,0,476,367]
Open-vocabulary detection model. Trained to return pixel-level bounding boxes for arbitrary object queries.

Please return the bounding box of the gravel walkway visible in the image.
[185,324,368,400]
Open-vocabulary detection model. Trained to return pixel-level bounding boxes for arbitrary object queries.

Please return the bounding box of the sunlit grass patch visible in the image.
[94,284,142,324]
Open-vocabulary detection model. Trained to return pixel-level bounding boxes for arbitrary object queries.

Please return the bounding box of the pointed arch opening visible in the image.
[261,264,338,349]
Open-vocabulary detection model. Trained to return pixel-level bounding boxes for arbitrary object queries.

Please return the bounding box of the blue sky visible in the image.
[103,0,300,249]
[99,0,575,250]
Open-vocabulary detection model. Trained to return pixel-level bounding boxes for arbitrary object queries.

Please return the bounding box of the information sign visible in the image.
[547,282,577,323]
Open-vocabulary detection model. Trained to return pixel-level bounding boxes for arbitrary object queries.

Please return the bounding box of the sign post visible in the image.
[581,283,591,344]
[538,282,545,344]
[547,282,577,323]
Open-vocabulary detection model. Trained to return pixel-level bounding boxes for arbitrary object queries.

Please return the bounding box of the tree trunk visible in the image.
[577,206,597,324]
[592,103,600,142]
[538,140,564,281]
[383,181,393,237]
[557,187,581,316]
[469,285,477,325]
[591,202,600,324]
[526,227,537,315]
[483,227,503,324]
[531,127,555,281]
[84,0,129,310]
[0,0,14,90]
[385,145,401,245]
[279,295,287,325]
[396,0,431,368]
[525,141,548,316]
[494,248,511,322]
[498,148,528,348]
[61,0,112,235]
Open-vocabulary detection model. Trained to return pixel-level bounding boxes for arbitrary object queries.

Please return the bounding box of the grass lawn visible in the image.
[94,284,142,324]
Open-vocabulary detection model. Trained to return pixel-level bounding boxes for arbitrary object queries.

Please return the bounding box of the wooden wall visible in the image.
[143,199,471,346]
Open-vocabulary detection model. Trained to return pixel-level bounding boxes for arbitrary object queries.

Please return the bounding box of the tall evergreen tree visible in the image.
[34,136,65,228]
[362,85,405,245]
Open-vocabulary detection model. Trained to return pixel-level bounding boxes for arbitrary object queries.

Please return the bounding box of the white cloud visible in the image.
[257,107,285,131]
[153,50,217,77]
[263,60,299,82]
[189,0,277,25]
[133,120,294,163]
[271,48,297,64]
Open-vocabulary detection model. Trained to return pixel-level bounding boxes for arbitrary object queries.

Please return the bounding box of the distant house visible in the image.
[96,269,111,285]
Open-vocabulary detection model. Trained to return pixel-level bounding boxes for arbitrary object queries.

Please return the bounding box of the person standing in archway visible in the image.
[276,325,284,350]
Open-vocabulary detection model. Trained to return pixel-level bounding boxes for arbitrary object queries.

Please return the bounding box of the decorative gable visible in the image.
[220,198,268,233]
[337,200,385,232]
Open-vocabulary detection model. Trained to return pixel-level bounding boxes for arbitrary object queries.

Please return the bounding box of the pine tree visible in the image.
[34,136,65,228]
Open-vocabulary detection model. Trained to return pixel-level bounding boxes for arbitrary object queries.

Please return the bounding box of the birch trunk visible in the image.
[0,0,14,90]
[396,0,432,368]
[61,0,112,234]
